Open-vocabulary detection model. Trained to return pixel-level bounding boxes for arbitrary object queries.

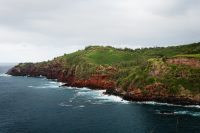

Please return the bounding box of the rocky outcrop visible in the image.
[62,75,116,90]
[7,64,116,90]
[106,88,200,105]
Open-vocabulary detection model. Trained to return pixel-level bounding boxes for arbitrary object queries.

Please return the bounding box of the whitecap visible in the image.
[96,93,129,104]
[135,101,179,107]
[39,75,45,78]
[28,83,60,89]
[185,105,200,109]
[38,80,65,89]
[79,87,91,91]
[58,82,65,86]
[0,73,11,77]
[76,91,90,96]
[36,85,59,89]
[49,81,57,84]
[134,101,200,109]
[59,102,72,107]
[174,111,200,117]
[28,86,33,88]
[74,89,129,104]
[64,86,79,90]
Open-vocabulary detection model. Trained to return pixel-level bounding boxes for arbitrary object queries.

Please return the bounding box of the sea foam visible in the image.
[73,88,129,104]
[135,101,200,109]
[174,110,200,117]
[59,102,72,107]
[0,73,11,77]
[28,80,64,89]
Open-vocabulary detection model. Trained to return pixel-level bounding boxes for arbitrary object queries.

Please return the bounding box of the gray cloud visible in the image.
[0,0,200,62]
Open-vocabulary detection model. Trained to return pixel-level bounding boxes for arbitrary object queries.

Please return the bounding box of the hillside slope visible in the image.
[7,43,200,105]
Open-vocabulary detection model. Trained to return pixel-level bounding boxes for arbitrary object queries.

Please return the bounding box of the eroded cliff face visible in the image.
[7,62,116,90]
[63,75,115,89]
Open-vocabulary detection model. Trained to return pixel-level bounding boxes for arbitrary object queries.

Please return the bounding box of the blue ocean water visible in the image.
[0,65,200,133]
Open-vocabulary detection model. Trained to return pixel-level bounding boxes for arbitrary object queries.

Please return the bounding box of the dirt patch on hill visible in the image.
[166,57,200,68]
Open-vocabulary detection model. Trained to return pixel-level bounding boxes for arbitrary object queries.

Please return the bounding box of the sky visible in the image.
[0,0,200,63]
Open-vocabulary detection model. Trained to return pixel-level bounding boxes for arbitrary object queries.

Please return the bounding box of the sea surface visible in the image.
[0,65,200,133]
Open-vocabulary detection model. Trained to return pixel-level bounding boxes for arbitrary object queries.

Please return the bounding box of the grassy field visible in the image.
[175,54,200,59]
[85,47,136,65]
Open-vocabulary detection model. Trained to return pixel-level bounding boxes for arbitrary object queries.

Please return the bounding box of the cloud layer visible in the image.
[0,0,200,62]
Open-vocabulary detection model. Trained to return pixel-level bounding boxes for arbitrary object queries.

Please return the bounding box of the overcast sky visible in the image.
[0,0,200,63]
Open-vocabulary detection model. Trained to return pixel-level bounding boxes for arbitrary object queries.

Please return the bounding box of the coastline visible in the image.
[4,72,200,107]
[63,82,200,109]
[62,82,200,106]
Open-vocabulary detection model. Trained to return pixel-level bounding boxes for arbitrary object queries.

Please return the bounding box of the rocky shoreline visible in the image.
[7,66,200,106]
[62,82,200,106]
[107,90,200,106]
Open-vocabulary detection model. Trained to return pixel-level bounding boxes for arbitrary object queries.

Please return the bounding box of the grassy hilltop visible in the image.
[8,42,200,103]
[57,43,200,93]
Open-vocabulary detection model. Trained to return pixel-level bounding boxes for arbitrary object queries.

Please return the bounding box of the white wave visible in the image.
[174,111,200,117]
[185,105,200,109]
[64,86,93,91]
[59,82,65,86]
[35,86,59,89]
[28,81,64,89]
[91,102,103,105]
[59,102,72,107]
[39,75,45,78]
[31,84,59,89]
[96,93,129,104]
[76,91,90,96]
[135,101,180,107]
[67,87,77,90]
[0,73,11,77]
[73,105,86,109]
[155,109,200,117]
[28,86,33,88]
[135,101,200,109]
[79,87,91,91]
[49,81,57,84]
[75,89,129,104]
[48,81,65,86]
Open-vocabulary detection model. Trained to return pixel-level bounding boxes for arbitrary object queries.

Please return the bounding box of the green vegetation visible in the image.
[175,54,200,59]
[85,46,136,65]
[58,43,200,94]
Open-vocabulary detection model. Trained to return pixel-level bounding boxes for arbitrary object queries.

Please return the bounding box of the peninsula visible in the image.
[7,43,200,105]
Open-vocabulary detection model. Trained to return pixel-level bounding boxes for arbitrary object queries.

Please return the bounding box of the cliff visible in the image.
[7,43,200,105]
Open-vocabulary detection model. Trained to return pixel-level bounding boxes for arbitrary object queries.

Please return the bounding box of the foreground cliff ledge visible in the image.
[7,43,200,105]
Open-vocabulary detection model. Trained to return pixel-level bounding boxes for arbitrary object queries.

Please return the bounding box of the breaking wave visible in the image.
[0,73,11,77]
[135,101,180,107]
[59,102,72,107]
[135,101,200,109]
[155,109,200,117]
[28,81,64,89]
[174,111,200,117]
[72,87,129,104]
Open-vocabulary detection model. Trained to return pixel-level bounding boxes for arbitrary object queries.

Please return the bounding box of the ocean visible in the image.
[0,65,200,133]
